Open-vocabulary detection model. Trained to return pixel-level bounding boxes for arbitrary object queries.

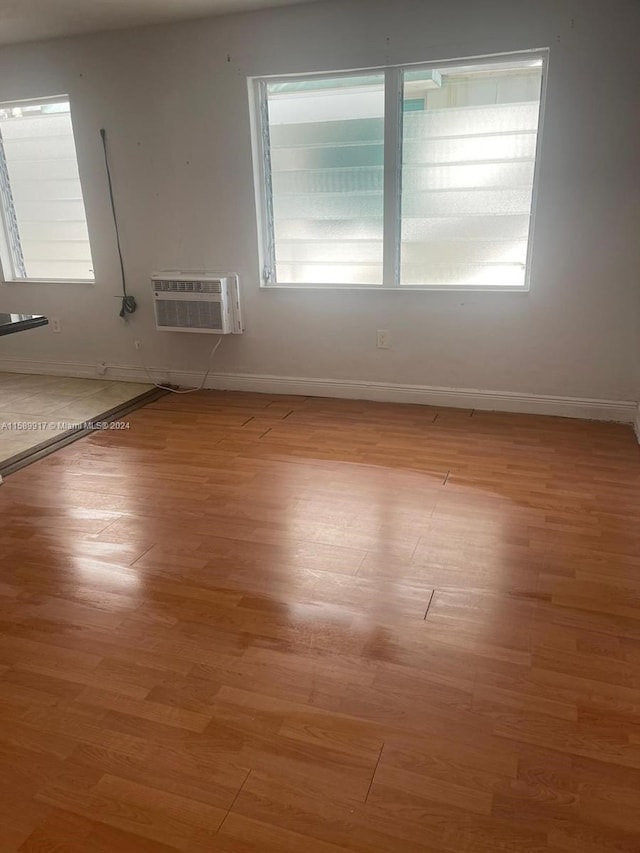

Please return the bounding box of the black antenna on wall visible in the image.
[100,128,137,318]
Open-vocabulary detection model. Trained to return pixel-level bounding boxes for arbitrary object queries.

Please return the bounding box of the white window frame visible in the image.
[0,94,95,285]
[250,48,549,292]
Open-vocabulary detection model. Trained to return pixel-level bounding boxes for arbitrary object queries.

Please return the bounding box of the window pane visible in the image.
[0,100,94,280]
[400,59,543,287]
[266,74,385,285]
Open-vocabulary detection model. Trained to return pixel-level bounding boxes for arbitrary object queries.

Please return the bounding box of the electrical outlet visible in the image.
[134,340,142,351]
[376,329,390,349]
[51,318,61,333]
[97,361,108,376]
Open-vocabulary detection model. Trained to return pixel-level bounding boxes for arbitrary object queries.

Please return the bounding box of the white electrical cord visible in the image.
[136,335,224,394]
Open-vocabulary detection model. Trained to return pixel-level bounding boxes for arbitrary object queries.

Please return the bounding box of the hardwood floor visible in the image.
[1,390,640,851]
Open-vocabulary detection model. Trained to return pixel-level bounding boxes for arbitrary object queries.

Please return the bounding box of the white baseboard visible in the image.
[634,404,640,442]
[0,356,636,424]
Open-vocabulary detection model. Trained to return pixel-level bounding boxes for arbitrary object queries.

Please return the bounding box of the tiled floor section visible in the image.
[0,372,153,464]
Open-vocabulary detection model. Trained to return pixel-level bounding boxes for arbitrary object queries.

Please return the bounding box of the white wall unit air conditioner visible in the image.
[152,271,243,334]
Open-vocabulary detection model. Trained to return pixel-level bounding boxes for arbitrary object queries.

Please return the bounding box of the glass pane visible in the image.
[266,74,385,285]
[400,58,543,287]
[0,100,93,280]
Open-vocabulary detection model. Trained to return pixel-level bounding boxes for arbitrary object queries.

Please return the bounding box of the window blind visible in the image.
[266,75,385,285]
[0,101,93,280]
[400,67,543,287]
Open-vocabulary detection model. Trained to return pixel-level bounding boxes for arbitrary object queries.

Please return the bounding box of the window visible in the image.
[252,51,546,290]
[0,97,94,282]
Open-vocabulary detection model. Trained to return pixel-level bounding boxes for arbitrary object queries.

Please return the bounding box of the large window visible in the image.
[252,51,546,290]
[0,97,94,282]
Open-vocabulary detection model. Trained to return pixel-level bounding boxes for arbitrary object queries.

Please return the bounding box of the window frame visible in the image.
[250,48,549,292]
[0,94,95,286]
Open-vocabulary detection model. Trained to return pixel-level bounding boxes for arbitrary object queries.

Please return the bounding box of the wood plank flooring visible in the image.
[1,390,640,851]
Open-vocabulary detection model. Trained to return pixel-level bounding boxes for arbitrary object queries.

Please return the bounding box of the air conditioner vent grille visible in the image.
[155,299,223,330]
[154,279,222,294]
[151,271,242,334]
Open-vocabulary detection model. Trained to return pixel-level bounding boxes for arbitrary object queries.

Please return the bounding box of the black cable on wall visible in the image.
[100,128,137,318]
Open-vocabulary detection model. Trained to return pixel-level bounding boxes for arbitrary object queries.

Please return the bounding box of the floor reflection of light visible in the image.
[287,600,353,622]
[68,557,141,591]
[278,459,446,632]
[270,451,525,663]
[55,458,143,594]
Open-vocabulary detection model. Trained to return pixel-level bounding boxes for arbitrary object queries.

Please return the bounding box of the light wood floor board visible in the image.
[0,390,639,851]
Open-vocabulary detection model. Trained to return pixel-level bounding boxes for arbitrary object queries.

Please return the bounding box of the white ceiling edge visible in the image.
[0,0,321,48]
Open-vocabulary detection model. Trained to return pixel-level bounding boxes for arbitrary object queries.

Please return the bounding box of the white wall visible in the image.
[0,0,639,403]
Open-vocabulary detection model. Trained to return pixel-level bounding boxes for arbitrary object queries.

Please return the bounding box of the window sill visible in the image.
[1,278,95,285]
[261,283,531,293]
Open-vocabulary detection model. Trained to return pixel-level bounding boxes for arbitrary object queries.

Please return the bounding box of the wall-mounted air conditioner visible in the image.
[152,271,243,334]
